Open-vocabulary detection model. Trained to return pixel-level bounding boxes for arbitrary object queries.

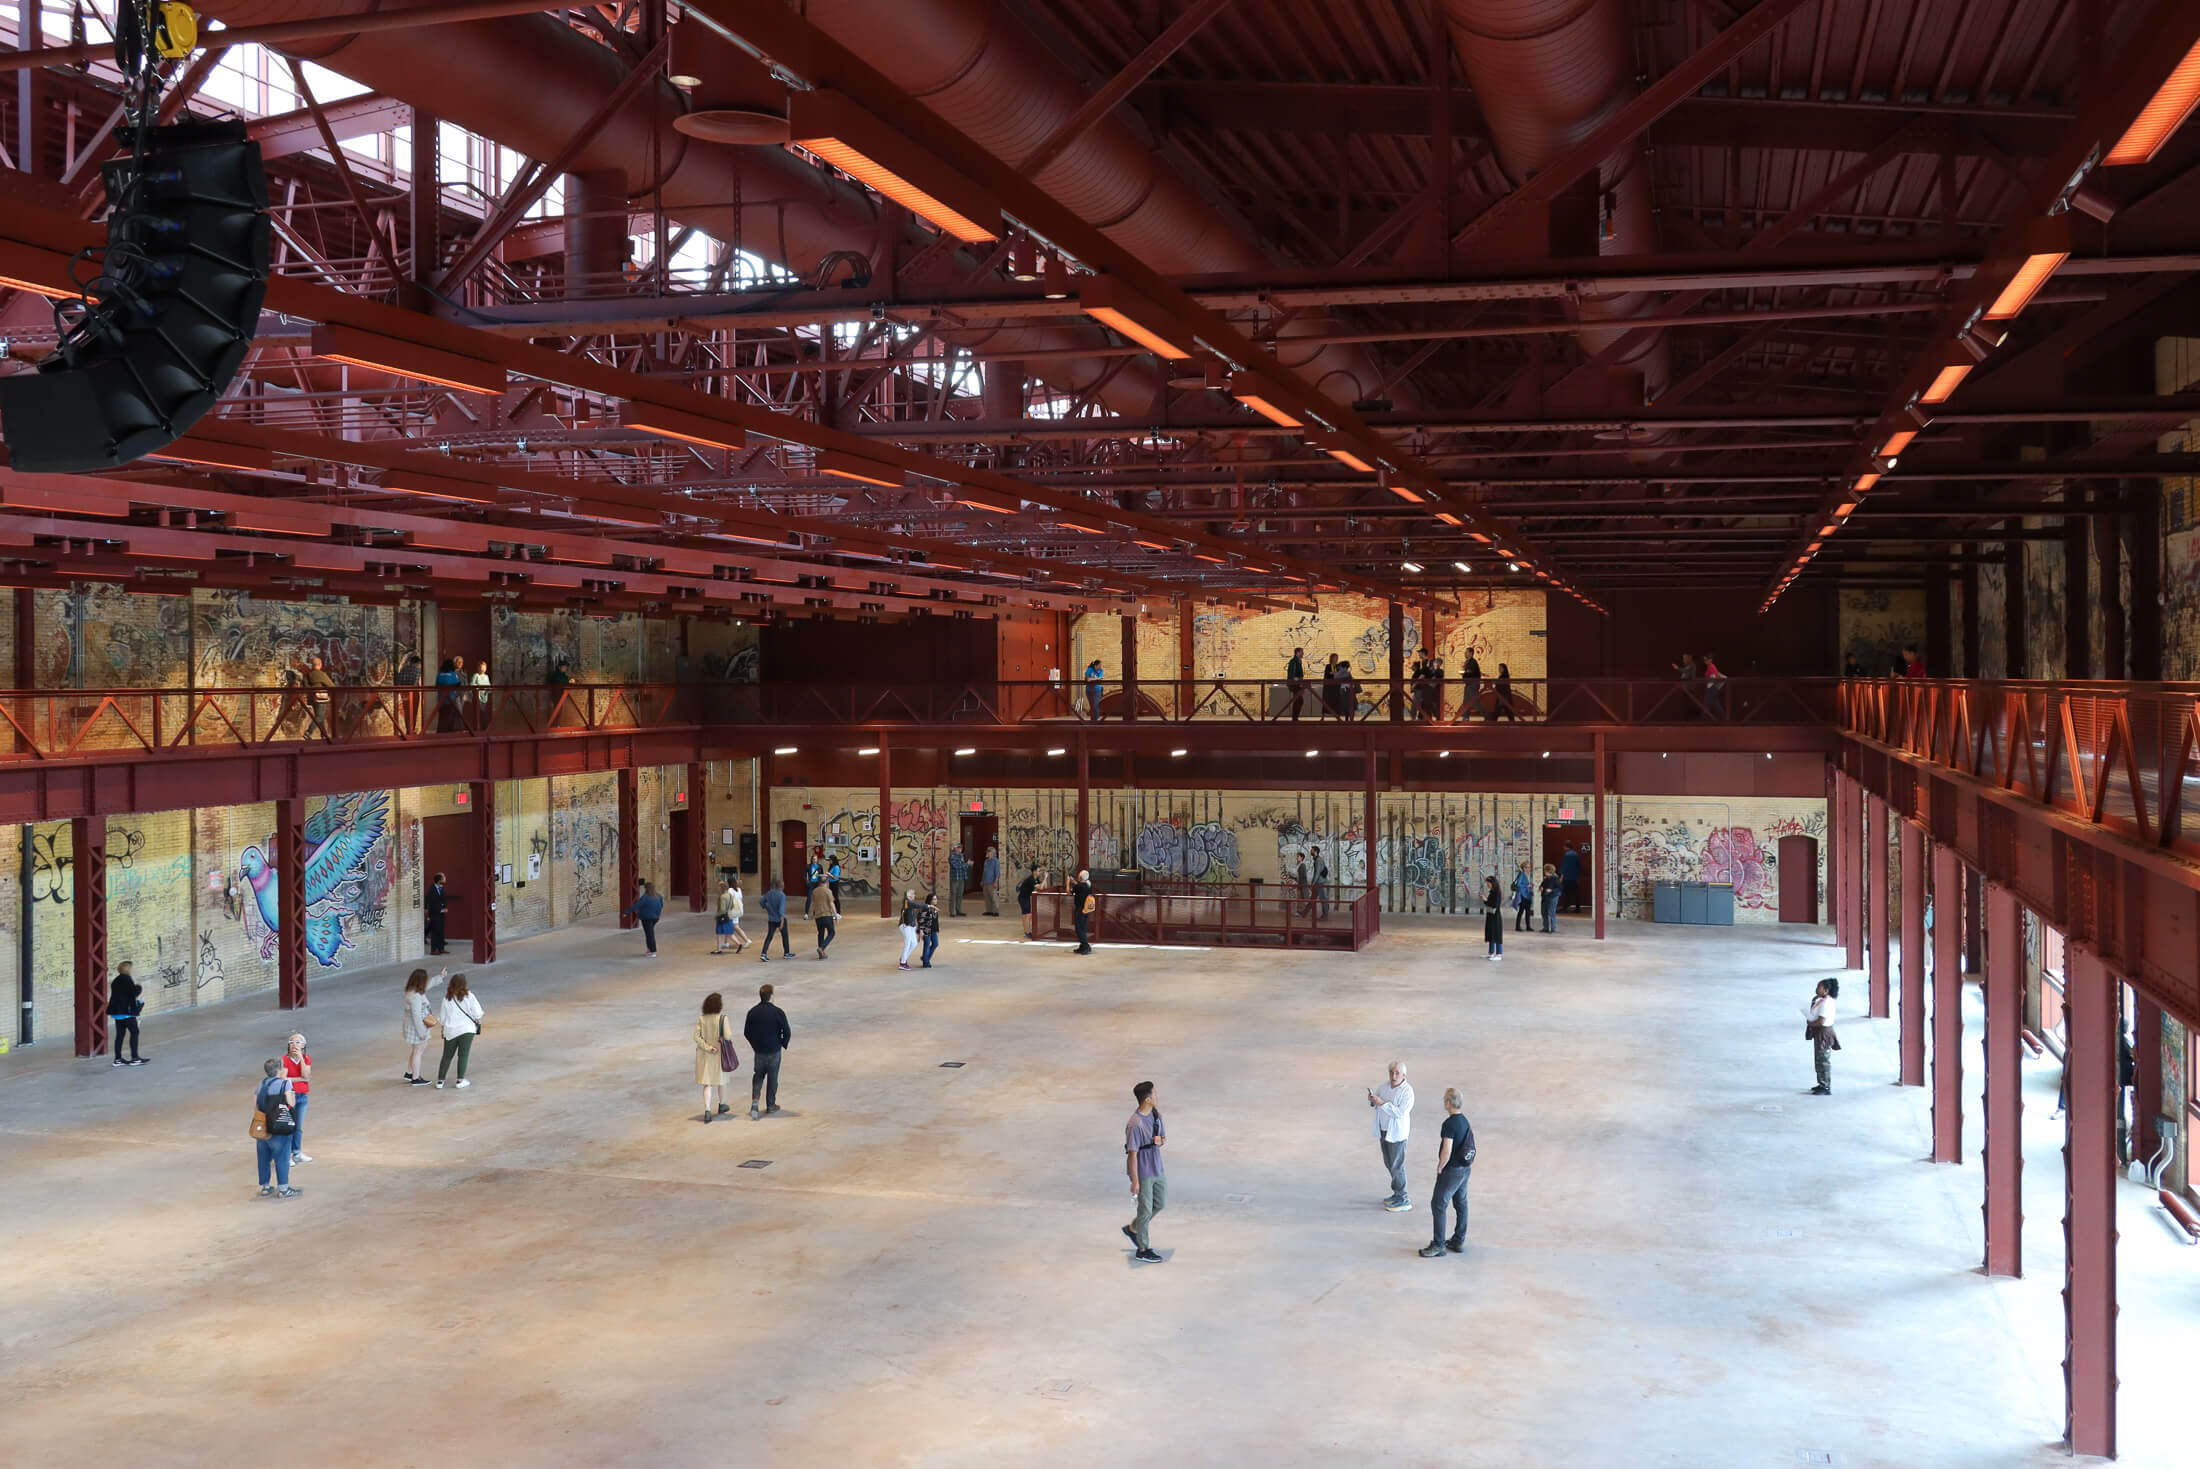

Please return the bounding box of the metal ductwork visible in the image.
[185,1,1163,413]
[1443,0,1669,401]
[798,0,1401,408]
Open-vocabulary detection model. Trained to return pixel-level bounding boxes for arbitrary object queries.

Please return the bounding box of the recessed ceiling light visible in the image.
[954,747,977,756]
[1453,561,1470,573]
[1541,751,1550,758]
[1046,747,1066,756]
[858,747,879,755]
[774,746,798,755]
[1401,560,1423,573]
[1305,749,1319,757]
[1170,748,1188,757]
[1439,750,1450,758]
[668,73,703,88]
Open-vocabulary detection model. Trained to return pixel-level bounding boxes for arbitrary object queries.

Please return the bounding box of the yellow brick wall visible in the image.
[1611,795,1827,924]
[494,778,555,939]
[550,772,621,923]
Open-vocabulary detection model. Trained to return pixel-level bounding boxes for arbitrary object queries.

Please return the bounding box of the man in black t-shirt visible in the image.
[1070,869,1095,954]
[1419,1088,1477,1258]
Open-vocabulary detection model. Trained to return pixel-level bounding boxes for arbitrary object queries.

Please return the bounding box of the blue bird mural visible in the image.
[237,790,392,967]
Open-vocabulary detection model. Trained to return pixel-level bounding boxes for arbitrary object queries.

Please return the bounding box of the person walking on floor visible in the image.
[898,889,922,970]
[251,1058,302,1199]
[1312,846,1331,918]
[759,877,791,960]
[1083,657,1104,719]
[715,878,746,954]
[809,878,839,960]
[1560,843,1583,912]
[107,960,146,1066]
[1123,1080,1166,1263]
[1539,863,1561,934]
[827,856,843,906]
[436,974,483,1088]
[744,982,791,1120]
[1018,865,1041,939]
[401,967,442,1085]
[1805,978,1841,1095]
[1285,646,1307,721]
[1369,1060,1415,1212]
[393,651,422,735]
[434,657,465,733]
[1459,652,1483,722]
[1417,1089,1477,1258]
[982,845,1002,916]
[1071,868,1095,954]
[281,1033,314,1165]
[624,880,665,958]
[695,992,737,1124]
[1482,875,1504,961]
[947,845,968,917]
[470,658,492,724]
[1510,864,1533,933]
[425,871,450,955]
[918,892,942,968]
[302,655,336,739]
[1491,663,1518,721]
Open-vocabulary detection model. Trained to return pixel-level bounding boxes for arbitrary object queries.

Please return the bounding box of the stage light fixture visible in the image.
[788,90,1000,243]
[0,120,269,472]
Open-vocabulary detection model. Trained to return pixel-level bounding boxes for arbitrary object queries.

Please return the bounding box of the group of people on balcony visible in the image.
[1672,652,1729,719]
[1842,645,1926,680]
[1283,647,1520,722]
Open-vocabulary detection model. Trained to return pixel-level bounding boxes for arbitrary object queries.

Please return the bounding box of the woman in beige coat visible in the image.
[696,992,736,1122]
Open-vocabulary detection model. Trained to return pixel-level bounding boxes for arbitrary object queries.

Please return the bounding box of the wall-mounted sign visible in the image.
[968,799,986,812]
[454,789,470,807]
[1557,808,1574,820]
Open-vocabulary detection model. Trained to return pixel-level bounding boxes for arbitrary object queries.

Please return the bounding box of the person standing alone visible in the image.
[1070,868,1095,954]
[1122,1080,1166,1263]
[982,844,1002,916]
[1805,978,1841,1095]
[281,1033,314,1165]
[947,845,968,917]
[744,983,791,1120]
[624,880,665,958]
[107,961,145,1066]
[1017,865,1041,939]
[759,877,790,960]
[1368,1060,1415,1212]
[1285,646,1307,720]
[425,871,450,955]
[1417,1089,1476,1258]
[1482,875,1504,961]
[1560,843,1583,913]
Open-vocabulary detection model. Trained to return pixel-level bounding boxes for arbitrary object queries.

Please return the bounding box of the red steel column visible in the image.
[686,760,709,912]
[1592,730,1606,941]
[1983,880,2024,1275]
[1866,793,1890,1017]
[1898,819,1925,1079]
[1387,601,1405,722]
[1120,614,1138,723]
[1931,842,1965,1162]
[275,800,307,1009]
[471,779,497,965]
[617,767,639,930]
[2062,942,2119,1459]
[878,731,894,918]
[2132,993,2164,1182]
[71,814,108,1057]
[1075,733,1091,876]
[1827,769,1846,951]
[1842,777,1863,972]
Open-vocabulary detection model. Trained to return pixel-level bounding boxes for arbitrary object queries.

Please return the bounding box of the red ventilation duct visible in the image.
[1442,0,1668,401]
[184,1,1164,413]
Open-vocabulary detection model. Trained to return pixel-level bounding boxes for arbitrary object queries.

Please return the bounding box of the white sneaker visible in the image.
[435,1080,444,1089]
[455,1079,471,1089]
[293,1153,314,1163]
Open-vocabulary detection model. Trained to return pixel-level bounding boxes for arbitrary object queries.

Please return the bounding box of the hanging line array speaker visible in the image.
[0,119,269,472]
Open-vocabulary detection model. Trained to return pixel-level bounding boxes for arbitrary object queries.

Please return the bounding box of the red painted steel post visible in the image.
[1983,881,2024,1275]
[471,779,497,965]
[275,799,307,1010]
[2062,942,2119,1460]
[1387,601,1404,722]
[1175,598,1193,718]
[1826,768,1845,952]
[878,731,894,919]
[1363,749,1379,936]
[1931,842,1965,1162]
[71,814,108,1057]
[2132,993,2163,1181]
[1120,614,1137,723]
[687,760,708,913]
[1075,733,1091,877]
[1899,819,1925,1078]
[1593,731,1606,941]
[1867,793,1890,1017]
[617,767,639,930]
[1842,776,1863,973]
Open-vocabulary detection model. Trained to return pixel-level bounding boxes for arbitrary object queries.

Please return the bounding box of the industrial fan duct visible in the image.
[0,121,271,472]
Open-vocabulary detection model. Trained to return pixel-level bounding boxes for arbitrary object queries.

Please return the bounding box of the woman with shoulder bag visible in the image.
[1805,978,1841,1095]
[436,974,484,1089]
[250,1059,303,1198]
[696,992,738,1123]
[1481,875,1505,962]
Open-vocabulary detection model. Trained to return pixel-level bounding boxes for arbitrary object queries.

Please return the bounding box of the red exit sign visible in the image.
[454,789,470,807]
[968,799,985,812]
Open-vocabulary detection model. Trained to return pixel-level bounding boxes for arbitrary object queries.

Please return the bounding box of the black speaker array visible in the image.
[0,120,269,472]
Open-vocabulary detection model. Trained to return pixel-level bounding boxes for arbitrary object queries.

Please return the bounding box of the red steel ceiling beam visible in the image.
[0,0,570,73]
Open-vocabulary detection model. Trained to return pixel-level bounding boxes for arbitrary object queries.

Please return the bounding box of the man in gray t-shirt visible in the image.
[1122,1080,1166,1262]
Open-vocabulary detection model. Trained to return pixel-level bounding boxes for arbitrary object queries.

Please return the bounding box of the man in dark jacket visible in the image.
[624,880,665,957]
[743,983,792,1120]
[1560,844,1583,913]
[426,872,449,955]
[1017,865,1041,939]
[107,961,145,1066]
[758,878,791,960]
[1071,868,1095,955]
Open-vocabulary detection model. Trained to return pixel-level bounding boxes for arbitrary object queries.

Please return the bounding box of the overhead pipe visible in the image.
[183,2,1162,413]
[1442,0,1669,402]
[798,0,1403,408]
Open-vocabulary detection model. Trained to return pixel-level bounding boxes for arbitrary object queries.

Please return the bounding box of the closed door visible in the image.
[1777,834,1819,923]
[780,820,809,892]
[421,813,472,941]
[1541,821,1592,904]
[669,809,695,899]
[959,815,998,893]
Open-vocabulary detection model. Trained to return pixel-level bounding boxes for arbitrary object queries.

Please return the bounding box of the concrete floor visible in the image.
[0,912,2187,1467]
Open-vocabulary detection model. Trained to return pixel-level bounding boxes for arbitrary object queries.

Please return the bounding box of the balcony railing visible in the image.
[1839,677,2200,853]
[1031,883,1376,950]
[0,683,693,761]
[740,677,1839,727]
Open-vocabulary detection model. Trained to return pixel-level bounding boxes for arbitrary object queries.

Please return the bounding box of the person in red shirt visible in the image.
[1902,645,1925,678]
[281,1033,313,1165]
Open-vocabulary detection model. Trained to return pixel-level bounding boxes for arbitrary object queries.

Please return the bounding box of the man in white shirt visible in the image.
[1368,1060,1415,1211]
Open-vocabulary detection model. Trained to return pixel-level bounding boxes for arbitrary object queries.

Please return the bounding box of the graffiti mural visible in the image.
[1977,554,2009,679]
[236,791,392,967]
[194,590,397,687]
[36,583,190,688]
[1132,818,1241,880]
[2023,533,2065,679]
[1839,588,1924,675]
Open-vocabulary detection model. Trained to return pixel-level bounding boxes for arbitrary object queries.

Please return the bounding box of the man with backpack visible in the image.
[107,960,146,1066]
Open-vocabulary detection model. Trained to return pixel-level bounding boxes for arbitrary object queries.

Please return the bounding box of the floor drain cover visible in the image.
[1225,1193,1253,1204]
[739,1159,772,1169]
[1756,1104,1785,1113]
[1795,1453,1833,1466]
[939,1061,966,1068]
